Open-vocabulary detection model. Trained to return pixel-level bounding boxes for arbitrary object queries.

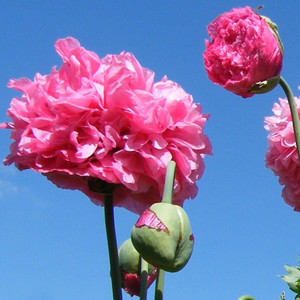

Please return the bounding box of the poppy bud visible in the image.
[238,296,256,300]
[131,203,194,272]
[118,239,157,297]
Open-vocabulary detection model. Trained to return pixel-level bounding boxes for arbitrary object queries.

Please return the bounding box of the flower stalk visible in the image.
[162,161,177,205]
[104,194,123,300]
[154,160,176,300]
[154,269,165,300]
[139,258,149,300]
[279,76,300,164]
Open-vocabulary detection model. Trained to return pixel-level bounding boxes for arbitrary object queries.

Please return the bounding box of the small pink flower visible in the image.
[265,87,300,211]
[203,6,283,98]
[1,37,212,214]
[120,270,157,297]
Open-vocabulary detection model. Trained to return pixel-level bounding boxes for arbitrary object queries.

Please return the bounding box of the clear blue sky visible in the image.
[0,1,299,299]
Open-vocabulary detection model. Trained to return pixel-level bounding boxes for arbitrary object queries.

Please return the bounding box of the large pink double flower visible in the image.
[1,37,212,214]
[265,89,300,211]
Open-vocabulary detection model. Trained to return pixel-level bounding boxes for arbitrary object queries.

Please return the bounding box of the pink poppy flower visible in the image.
[120,270,157,297]
[1,37,212,214]
[265,88,300,211]
[203,6,283,98]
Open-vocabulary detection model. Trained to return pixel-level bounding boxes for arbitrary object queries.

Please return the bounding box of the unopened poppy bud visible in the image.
[131,203,194,272]
[238,296,256,300]
[118,239,157,297]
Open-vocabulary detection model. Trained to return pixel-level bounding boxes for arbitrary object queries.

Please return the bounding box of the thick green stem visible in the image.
[139,258,149,300]
[104,194,123,300]
[154,269,165,300]
[279,77,300,164]
[154,161,176,300]
[161,160,176,204]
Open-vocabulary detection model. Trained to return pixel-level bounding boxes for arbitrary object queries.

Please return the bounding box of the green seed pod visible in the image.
[131,202,194,272]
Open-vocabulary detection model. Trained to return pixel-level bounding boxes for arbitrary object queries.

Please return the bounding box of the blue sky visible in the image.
[0,1,300,299]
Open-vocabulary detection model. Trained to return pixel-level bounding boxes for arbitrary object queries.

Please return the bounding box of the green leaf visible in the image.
[281,264,300,294]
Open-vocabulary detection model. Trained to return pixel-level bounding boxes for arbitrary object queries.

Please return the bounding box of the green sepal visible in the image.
[249,76,280,94]
[260,15,284,54]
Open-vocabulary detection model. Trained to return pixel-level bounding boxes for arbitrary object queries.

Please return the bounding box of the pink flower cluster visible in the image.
[1,37,212,214]
[265,88,300,211]
[203,6,283,98]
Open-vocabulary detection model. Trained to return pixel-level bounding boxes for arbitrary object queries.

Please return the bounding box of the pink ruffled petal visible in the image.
[265,89,300,211]
[203,6,283,98]
[1,37,212,214]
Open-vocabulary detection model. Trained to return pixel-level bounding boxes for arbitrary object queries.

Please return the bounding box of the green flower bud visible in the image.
[131,203,194,272]
[238,296,256,300]
[118,239,156,297]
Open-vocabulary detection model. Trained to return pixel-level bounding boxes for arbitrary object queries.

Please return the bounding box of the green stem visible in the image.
[279,77,300,164]
[104,194,123,300]
[154,269,165,300]
[139,258,149,300]
[154,160,176,300]
[161,160,176,204]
